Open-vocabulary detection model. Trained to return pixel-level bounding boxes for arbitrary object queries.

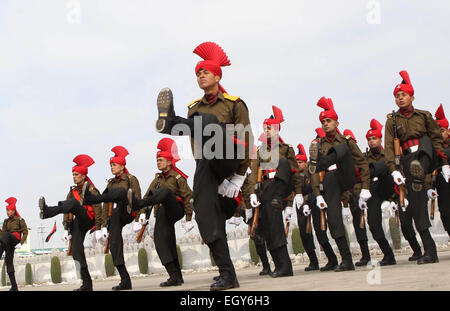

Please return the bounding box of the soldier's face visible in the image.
[6,209,15,218]
[110,162,124,176]
[157,157,171,172]
[196,69,220,91]
[264,125,279,139]
[440,127,449,142]
[367,136,382,149]
[72,171,86,185]
[395,91,414,109]
[321,118,338,134]
[297,160,306,171]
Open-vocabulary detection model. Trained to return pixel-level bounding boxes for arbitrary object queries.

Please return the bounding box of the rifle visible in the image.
[318,171,327,231]
[249,167,263,237]
[104,202,114,254]
[430,169,438,220]
[136,176,161,243]
[392,110,406,210]
[360,208,365,229]
[67,213,73,256]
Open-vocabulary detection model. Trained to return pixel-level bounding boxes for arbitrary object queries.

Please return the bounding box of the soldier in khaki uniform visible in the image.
[83,146,142,290]
[384,71,449,264]
[433,104,450,236]
[39,154,102,291]
[154,42,253,290]
[309,97,372,272]
[247,106,304,278]
[127,138,193,287]
[1,197,28,291]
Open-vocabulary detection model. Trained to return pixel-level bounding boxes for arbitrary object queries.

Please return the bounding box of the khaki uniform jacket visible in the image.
[143,169,194,221]
[384,108,448,173]
[103,173,142,223]
[187,91,253,176]
[63,184,103,230]
[311,133,370,197]
[2,216,28,245]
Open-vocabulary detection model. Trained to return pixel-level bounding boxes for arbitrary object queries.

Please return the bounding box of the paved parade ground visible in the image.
[6,248,450,292]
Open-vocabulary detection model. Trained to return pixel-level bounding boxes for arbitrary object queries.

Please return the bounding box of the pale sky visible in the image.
[1,0,449,250]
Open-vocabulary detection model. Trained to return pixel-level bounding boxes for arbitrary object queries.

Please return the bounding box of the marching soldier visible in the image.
[309,97,372,272]
[126,138,194,286]
[82,146,142,290]
[247,106,304,278]
[342,129,371,267]
[1,198,28,291]
[364,119,397,265]
[154,42,253,290]
[384,71,449,264]
[39,154,102,291]
[433,104,450,236]
[295,143,339,272]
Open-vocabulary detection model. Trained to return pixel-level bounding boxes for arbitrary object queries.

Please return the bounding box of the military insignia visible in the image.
[187,98,202,108]
[223,93,240,102]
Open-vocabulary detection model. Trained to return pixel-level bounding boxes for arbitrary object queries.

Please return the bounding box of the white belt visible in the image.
[409,145,419,153]
[267,171,276,179]
[372,177,379,182]
[327,164,337,171]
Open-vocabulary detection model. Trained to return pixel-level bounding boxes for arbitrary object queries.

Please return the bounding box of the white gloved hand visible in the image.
[392,170,406,185]
[95,230,104,243]
[225,174,246,198]
[101,227,109,239]
[132,221,142,233]
[359,189,372,201]
[284,206,293,221]
[403,198,409,210]
[245,208,253,222]
[15,243,22,249]
[316,195,327,210]
[427,189,438,200]
[218,179,230,197]
[381,201,393,219]
[63,230,72,242]
[389,201,398,212]
[293,194,304,209]
[139,213,147,225]
[250,194,261,208]
[358,198,368,211]
[442,165,450,183]
[185,220,195,233]
[303,205,311,216]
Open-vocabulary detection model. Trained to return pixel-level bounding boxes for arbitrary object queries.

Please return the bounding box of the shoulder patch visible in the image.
[386,114,393,119]
[223,93,240,102]
[176,174,181,180]
[188,98,202,108]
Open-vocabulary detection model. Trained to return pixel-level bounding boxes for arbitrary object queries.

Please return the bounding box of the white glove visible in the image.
[303,205,311,216]
[63,230,72,242]
[284,206,293,221]
[293,194,304,209]
[442,165,450,183]
[218,179,230,197]
[132,221,142,233]
[101,227,109,239]
[392,170,406,186]
[185,220,195,233]
[316,195,327,210]
[427,189,438,200]
[359,189,372,202]
[381,201,393,219]
[224,174,246,198]
[15,243,22,249]
[358,198,368,211]
[95,230,104,243]
[250,194,261,208]
[227,216,242,226]
[139,213,147,225]
[245,208,253,222]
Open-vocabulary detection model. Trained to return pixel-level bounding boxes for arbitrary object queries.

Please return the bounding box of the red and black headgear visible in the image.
[110,146,130,175]
[156,138,188,179]
[296,143,308,162]
[5,197,20,218]
[263,105,284,129]
[318,97,338,122]
[435,104,449,129]
[72,154,95,186]
[366,118,383,140]
[393,70,414,97]
[194,42,231,94]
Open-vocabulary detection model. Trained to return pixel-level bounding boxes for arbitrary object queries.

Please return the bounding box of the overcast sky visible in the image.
[1,0,449,250]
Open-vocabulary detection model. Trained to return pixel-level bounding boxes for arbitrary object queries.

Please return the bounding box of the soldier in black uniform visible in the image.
[39,155,102,291]
[1,197,28,291]
[155,42,253,290]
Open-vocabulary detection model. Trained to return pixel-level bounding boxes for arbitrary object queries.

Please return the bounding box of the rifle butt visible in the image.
[395,210,400,227]
[320,209,326,231]
[430,199,435,220]
[104,238,110,254]
[360,209,365,229]
[136,224,147,243]
[285,221,290,237]
[306,214,311,234]
[67,241,73,256]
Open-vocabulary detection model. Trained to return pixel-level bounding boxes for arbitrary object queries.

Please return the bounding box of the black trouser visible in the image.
[0,233,20,274]
[250,229,271,271]
[45,199,95,270]
[348,190,369,243]
[436,172,450,234]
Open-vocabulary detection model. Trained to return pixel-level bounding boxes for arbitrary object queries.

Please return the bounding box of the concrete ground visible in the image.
[5,248,450,291]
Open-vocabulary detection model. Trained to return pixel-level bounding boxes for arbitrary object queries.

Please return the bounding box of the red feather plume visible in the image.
[435,104,446,120]
[5,197,17,206]
[370,118,383,131]
[272,105,284,123]
[193,42,231,67]
[111,146,129,158]
[297,143,306,155]
[317,97,334,111]
[399,70,411,85]
[73,154,95,168]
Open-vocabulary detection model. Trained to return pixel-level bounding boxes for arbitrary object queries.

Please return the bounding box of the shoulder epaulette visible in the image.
[386,113,393,119]
[176,174,181,180]
[345,135,352,141]
[188,98,202,108]
[223,93,240,102]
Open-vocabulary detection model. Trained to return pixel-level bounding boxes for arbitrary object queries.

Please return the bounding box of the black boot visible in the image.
[304,249,319,271]
[8,272,18,291]
[160,261,183,287]
[320,242,339,272]
[156,88,176,134]
[112,265,132,290]
[377,238,396,266]
[407,237,423,261]
[269,245,293,278]
[74,267,93,291]
[417,230,439,264]
[334,237,355,272]
[355,240,371,267]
